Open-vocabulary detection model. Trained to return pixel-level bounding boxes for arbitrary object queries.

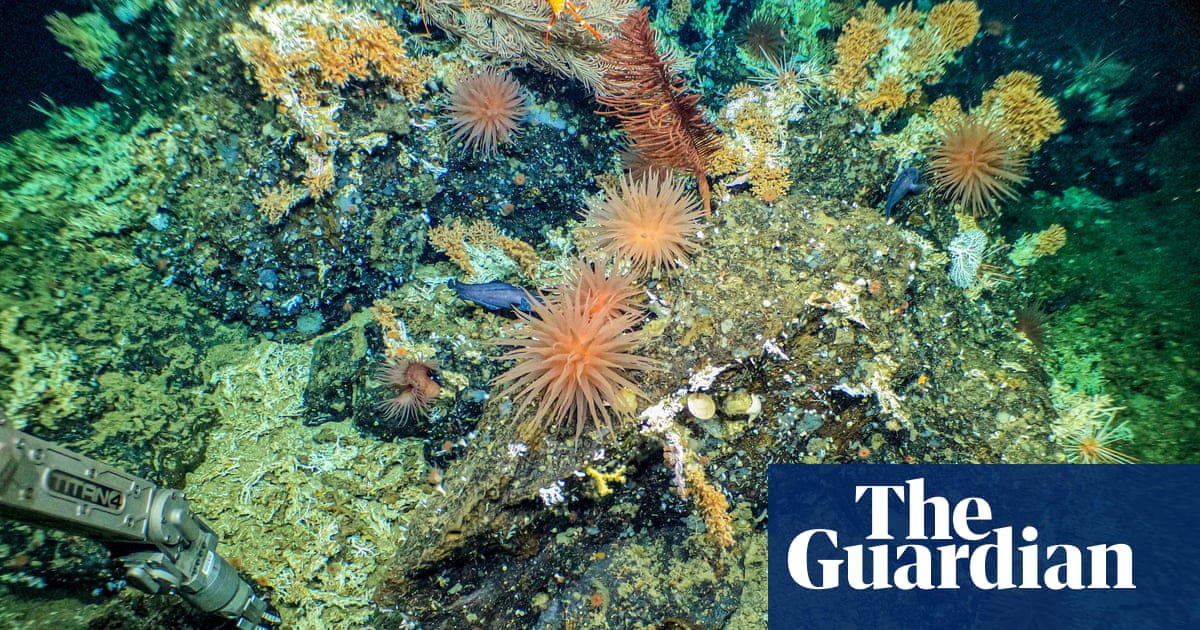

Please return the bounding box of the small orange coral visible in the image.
[859,74,913,116]
[302,152,335,199]
[684,465,735,549]
[428,218,539,281]
[748,156,791,203]
[254,182,309,225]
[929,95,965,128]
[230,1,430,130]
[1033,224,1067,256]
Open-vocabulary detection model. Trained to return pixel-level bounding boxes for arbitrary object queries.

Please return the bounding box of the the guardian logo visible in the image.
[787,478,1134,591]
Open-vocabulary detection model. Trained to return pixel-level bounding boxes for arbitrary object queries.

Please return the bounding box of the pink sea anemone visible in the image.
[492,275,656,440]
[444,68,528,156]
[585,171,705,277]
[377,359,441,424]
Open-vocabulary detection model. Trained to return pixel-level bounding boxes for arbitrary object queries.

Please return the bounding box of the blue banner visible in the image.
[768,465,1200,629]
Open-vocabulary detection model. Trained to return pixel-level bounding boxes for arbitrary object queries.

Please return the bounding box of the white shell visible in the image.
[686,393,717,420]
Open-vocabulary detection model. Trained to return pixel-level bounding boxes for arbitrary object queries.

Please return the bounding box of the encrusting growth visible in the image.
[596,8,722,217]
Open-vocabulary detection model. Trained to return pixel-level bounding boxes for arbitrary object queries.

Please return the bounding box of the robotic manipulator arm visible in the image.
[0,415,279,630]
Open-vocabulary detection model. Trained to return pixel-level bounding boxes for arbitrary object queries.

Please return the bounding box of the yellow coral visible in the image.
[859,74,913,116]
[929,95,965,128]
[708,144,742,178]
[980,71,1065,152]
[584,465,627,497]
[228,1,432,201]
[729,100,781,147]
[302,152,335,200]
[230,1,429,114]
[684,465,735,549]
[749,158,791,203]
[372,300,408,358]
[890,2,922,29]
[1033,224,1067,256]
[428,220,474,277]
[859,1,888,25]
[428,218,541,281]
[498,236,540,277]
[927,0,981,51]
[832,1,980,115]
[254,182,309,225]
[992,69,1045,94]
[829,16,888,98]
[899,28,944,81]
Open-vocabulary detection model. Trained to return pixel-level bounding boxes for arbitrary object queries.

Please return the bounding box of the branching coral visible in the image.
[828,14,888,98]
[1009,224,1067,266]
[708,76,812,204]
[927,0,982,50]
[228,1,433,200]
[828,0,981,117]
[978,71,1065,153]
[45,11,120,79]
[428,218,540,281]
[229,1,430,140]
[683,464,735,549]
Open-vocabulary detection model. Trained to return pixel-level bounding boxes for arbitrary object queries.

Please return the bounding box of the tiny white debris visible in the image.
[763,338,790,361]
[640,397,684,434]
[506,442,529,459]
[688,364,728,391]
[538,480,566,506]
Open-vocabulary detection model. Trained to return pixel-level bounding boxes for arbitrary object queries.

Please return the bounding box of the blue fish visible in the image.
[449,279,538,312]
[884,166,925,219]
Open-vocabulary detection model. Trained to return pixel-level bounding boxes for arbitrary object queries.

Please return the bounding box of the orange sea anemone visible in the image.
[492,283,657,440]
[585,172,705,277]
[564,259,643,322]
[377,359,441,424]
[445,68,528,156]
[928,119,1028,216]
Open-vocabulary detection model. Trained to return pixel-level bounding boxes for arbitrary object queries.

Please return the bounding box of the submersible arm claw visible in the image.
[0,414,280,630]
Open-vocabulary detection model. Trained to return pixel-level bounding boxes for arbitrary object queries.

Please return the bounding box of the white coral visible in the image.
[947,229,987,288]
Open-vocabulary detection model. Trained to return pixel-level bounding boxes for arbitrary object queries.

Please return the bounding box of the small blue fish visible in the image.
[449,279,538,312]
[884,166,925,219]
